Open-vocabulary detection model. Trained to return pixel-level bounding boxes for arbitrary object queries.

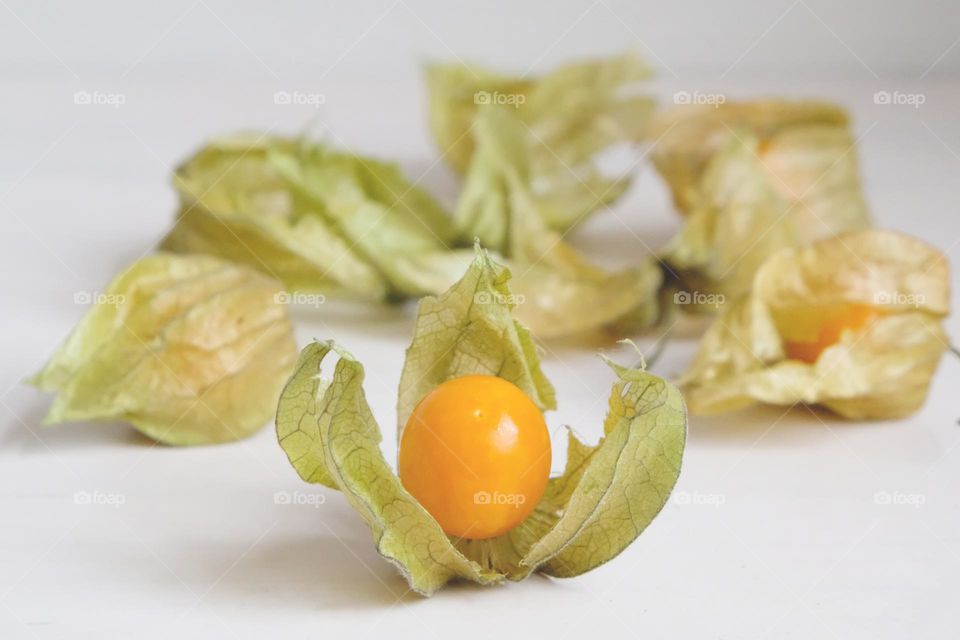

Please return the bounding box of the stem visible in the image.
[633,325,674,371]
[949,344,960,362]
[642,336,668,370]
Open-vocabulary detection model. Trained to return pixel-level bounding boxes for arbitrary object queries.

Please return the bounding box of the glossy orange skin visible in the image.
[784,304,879,364]
[398,375,551,540]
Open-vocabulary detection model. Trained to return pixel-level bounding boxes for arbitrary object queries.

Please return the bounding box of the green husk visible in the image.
[276,247,686,595]
[31,253,297,445]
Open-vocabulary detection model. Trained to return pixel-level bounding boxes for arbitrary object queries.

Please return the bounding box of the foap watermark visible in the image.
[273,90,326,108]
[673,290,725,308]
[474,291,525,306]
[473,90,526,109]
[274,291,326,308]
[73,90,126,109]
[672,490,726,508]
[74,490,126,508]
[873,90,925,109]
[473,490,526,509]
[873,490,925,509]
[274,490,326,508]
[74,290,126,307]
[874,290,925,308]
[673,90,726,108]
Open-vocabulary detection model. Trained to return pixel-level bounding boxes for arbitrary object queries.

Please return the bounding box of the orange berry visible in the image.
[784,304,879,364]
[398,375,551,539]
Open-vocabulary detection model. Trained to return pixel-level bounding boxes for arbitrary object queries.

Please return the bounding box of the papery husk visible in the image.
[680,229,949,419]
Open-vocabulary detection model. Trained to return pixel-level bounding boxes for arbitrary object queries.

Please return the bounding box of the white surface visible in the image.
[2,0,960,81]
[2,2,960,638]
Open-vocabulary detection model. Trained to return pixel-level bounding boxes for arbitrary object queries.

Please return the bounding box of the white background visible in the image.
[2,1,959,638]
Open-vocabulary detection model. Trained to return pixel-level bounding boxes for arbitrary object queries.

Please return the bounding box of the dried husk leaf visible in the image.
[276,341,501,595]
[650,99,849,212]
[31,253,297,445]
[455,106,662,338]
[660,120,870,311]
[161,134,468,301]
[427,52,655,232]
[396,245,556,438]
[276,249,686,594]
[681,230,950,418]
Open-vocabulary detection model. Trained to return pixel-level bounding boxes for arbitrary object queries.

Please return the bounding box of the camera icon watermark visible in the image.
[473,90,526,109]
[673,91,726,108]
[473,490,526,509]
[274,291,326,308]
[673,290,725,308]
[273,490,326,508]
[74,490,126,508]
[273,90,326,108]
[474,291,525,306]
[671,490,726,508]
[873,90,925,109]
[73,290,126,308]
[873,490,925,509]
[73,90,126,109]
[873,290,924,308]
